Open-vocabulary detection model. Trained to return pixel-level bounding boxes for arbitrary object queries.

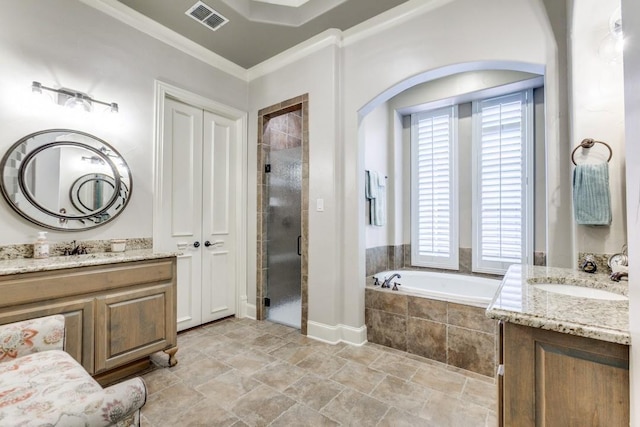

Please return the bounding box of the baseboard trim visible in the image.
[307,321,367,346]
[241,300,256,320]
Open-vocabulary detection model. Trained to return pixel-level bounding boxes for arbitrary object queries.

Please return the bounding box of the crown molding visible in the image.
[247,29,343,80]
[78,0,248,81]
[80,0,451,83]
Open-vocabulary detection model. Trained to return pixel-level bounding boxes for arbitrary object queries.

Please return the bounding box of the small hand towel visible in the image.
[365,170,378,200]
[372,173,386,226]
[572,162,612,226]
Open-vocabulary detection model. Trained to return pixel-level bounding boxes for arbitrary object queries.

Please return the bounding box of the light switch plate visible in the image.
[316,198,324,212]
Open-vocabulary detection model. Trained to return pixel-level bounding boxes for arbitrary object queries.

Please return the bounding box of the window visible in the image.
[472,90,533,274]
[410,106,459,269]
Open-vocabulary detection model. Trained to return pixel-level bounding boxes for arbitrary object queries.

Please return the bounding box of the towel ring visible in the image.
[571,138,613,165]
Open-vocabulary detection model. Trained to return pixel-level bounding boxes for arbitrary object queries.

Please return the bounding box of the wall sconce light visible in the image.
[31,81,119,113]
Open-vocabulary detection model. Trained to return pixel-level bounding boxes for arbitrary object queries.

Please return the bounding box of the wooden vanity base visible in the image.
[164,346,179,367]
[0,257,177,383]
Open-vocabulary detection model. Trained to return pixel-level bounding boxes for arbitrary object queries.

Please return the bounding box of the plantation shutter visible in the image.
[473,91,532,274]
[410,106,458,269]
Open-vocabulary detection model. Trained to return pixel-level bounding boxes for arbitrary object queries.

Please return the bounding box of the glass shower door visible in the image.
[266,146,302,329]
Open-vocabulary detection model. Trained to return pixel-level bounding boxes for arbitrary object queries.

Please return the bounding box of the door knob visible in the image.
[193,241,200,248]
[204,241,212,247]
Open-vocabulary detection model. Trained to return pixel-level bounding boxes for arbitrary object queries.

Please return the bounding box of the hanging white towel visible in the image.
[572,162,612,226]
[365,170,378,199]
[373,173,386,226]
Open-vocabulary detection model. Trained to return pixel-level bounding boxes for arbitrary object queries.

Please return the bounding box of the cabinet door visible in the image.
[503,323,629,427]
[0,298,94,373]
[95,282,177,373]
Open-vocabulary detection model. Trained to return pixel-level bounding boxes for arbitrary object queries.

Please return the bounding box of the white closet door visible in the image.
[160,98,204,331]
[201,111,236,322]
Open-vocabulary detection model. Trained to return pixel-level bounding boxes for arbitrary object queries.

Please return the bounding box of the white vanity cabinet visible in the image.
[0,254,177,384]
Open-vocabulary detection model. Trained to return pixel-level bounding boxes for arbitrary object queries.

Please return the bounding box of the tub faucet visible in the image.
[382,273,401,288]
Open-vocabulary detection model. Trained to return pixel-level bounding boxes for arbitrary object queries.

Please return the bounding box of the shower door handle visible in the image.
[297,235,301,256]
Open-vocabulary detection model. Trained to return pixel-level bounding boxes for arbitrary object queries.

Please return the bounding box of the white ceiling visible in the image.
[115,0,409,68]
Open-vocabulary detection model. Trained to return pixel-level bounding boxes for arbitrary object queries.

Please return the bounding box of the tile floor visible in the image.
[140,317,497,426]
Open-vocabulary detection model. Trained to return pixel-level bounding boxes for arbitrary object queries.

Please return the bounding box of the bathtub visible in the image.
[367,269,502,376]
[372,269,501,308]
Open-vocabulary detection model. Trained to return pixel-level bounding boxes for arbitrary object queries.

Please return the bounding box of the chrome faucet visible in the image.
[382,273,401,288]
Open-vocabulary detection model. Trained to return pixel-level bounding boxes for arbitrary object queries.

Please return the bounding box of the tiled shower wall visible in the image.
[366,244,547,277]
[256,95,309,334]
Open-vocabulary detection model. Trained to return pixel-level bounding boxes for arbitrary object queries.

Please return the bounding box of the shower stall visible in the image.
[264,110,303,329]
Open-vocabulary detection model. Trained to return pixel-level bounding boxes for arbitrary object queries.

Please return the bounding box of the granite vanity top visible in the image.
[0,249,176,276]
[486,264,629,345]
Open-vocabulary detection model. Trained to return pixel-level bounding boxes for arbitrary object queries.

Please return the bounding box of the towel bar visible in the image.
[571,138,612,165]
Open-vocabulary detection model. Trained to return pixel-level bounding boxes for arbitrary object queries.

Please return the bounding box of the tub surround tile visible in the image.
[366,309,407,351]
[366,285,498,377]
[407,318,447,364]
[486,264,629,344]
[459,247,472,274]
[446,326,495,377]
[366,246,388,277]
[448,303,496,334]
[372,291,408,316]
[534,251,547,266]
[408,298,447,323]
[368,244,503,280]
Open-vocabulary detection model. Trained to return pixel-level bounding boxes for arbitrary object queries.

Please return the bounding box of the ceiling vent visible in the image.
[185,1,229,32]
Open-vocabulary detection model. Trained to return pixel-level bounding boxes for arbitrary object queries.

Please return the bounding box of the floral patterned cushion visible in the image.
[0,316,146,427]
[0,350,146,426]
[0,315,65,362]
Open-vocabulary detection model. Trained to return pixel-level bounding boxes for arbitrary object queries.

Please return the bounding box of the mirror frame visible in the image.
[0,129,133,231]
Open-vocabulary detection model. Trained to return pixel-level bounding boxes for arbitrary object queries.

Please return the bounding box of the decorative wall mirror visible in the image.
[0,129,132,231]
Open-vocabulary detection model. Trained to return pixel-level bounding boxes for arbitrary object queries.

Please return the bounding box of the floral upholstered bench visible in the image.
[0,315,147,426]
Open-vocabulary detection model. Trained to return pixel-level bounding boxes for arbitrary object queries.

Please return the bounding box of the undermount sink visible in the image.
[532,284,627,301]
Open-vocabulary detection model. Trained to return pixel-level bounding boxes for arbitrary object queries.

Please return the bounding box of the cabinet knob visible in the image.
[204,241,212,247]
[193,241,200,248]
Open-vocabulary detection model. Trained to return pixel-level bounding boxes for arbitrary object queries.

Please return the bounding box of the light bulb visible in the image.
[64,94,92,112]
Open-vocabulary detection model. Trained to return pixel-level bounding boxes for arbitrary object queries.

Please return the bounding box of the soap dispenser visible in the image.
[34,231,49,259]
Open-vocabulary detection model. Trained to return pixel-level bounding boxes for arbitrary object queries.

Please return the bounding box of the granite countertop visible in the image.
[0,249,177,276]
[486,264,629,345]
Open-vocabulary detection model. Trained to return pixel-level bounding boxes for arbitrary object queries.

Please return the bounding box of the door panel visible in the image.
[176,253,198,326]
[158,100,237,331]
[266,146,302,328]
[202,111,236,322]
[160,99,204,331]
